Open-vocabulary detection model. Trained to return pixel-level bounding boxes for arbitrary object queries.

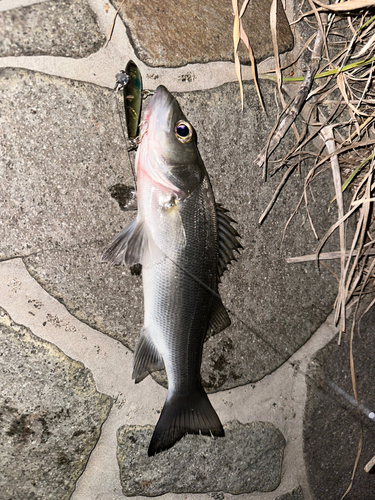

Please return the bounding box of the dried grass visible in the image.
[104,0,126,48]
[232,0,264,110]
[237,1,375,332]
[234,1,375,493]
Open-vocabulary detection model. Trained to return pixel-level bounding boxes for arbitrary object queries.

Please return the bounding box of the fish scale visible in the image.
[102,85,241,455]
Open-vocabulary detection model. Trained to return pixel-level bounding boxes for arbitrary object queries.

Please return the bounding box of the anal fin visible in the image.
[132,327,164,383]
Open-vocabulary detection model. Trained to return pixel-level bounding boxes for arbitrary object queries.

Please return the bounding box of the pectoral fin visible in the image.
[101,218,163,266]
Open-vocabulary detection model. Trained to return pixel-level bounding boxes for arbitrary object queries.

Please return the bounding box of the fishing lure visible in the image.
[115,60,143,150]
[113,60,144,210]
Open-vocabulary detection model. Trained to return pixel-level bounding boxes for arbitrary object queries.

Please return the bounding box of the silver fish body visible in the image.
[102,86,241,455]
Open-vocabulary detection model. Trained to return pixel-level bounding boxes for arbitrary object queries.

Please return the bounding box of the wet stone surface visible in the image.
[0,307,112,500]
[303,304,375,499]
[0,68,341,392]
[0,0,105,58]
[111,0,293,67]
[117,420,285,496]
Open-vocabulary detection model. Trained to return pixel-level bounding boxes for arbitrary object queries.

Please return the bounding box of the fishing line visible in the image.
[163,252,222,302]
[111,73,374,437]
[329,381,375,423]
[155,243,375,431]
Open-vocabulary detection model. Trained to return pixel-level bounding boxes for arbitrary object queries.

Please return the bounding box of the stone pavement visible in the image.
[0,1,374,499]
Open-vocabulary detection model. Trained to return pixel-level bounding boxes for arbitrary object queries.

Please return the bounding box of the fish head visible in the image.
[138,85,205,199]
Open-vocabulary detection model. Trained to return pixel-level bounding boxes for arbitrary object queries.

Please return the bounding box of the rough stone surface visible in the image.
[0,307,112,500]
[275,485,304,499]
[303,304,375,499]
[0,67,144,349]
[0,68,342,392]
[0,0,105,58]
[117,420,285,496]
[112,0,293,67]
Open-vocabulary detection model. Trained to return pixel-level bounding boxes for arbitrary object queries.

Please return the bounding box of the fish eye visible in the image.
[175,120,193,144]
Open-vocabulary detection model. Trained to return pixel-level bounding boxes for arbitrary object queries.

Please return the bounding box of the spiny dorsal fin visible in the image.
[132,327,164,383]
[216,203,242,279]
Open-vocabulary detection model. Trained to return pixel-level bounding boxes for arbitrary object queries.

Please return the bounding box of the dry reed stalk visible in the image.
[320,125,347,336]
[237,1,375,493]
[104,0,126,48]
[232,0,263,110]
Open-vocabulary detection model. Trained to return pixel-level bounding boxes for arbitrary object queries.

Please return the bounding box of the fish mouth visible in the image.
[144,85,175,131]
[137,86,175,145]
[148,85,174,113]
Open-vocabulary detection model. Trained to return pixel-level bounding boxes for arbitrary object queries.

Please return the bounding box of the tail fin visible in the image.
[148,384,224,456]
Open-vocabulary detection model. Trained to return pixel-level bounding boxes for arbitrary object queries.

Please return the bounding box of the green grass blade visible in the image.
[331,151,375,203]
[263,56,375,83]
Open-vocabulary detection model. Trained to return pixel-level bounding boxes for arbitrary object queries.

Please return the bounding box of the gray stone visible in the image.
[0,68,342,392]
[275,485,304,499]
[0,0,105,58]
[112,0,293,67]
[0,307,112,500]
[0,66,144,349]
[117,420,285,496]
[304,303,375,499]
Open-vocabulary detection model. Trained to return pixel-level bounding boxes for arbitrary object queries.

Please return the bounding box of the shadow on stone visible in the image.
[304,303,375,499]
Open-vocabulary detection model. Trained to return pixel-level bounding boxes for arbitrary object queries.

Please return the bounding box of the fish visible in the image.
[102,85,241,455]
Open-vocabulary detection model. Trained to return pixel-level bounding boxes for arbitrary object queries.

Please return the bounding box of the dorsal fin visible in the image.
[216,204,242,279]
